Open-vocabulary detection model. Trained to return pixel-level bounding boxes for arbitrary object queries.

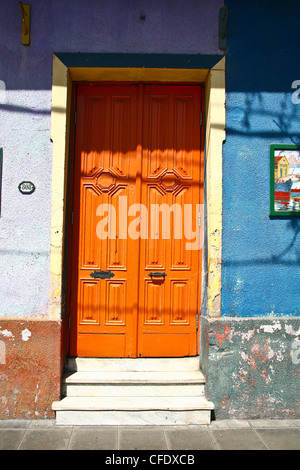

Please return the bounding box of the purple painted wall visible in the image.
[0,0,222,319]
[0,0,223,419]
[2,0,221,90]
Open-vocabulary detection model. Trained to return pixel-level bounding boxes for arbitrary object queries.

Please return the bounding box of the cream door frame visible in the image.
[49,55,225,321]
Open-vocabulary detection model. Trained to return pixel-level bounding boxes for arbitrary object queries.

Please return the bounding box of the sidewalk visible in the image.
[0,419,299,450]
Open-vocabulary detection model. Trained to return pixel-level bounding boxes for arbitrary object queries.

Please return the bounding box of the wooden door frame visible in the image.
[49,54,226,358]
[68,82,204,358]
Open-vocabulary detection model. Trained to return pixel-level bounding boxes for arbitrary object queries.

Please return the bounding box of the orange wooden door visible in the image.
[138,85,202,356]
[69,84,141,357]
[69,83,203,358]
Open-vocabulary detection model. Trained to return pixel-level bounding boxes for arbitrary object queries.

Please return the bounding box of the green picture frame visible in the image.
[270,144,300,216]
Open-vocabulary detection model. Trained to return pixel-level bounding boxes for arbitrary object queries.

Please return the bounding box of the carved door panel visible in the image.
[138,85,201,356]
[69,85,140,357]
[69,84,202,358]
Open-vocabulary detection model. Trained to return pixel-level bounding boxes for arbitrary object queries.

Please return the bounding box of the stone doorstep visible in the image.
[65,357,201,372]
[63,370,206,383]
[63,383,206,398]
[54,409,213,426]
[62,370,206,397]
[53,357,213,425]
[52,396,214,425]
[52,396,214,411]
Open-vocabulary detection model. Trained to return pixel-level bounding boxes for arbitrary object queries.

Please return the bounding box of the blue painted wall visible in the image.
[221,0,300,317]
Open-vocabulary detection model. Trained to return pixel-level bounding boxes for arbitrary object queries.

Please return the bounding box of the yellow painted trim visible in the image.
[205,57,225,317]
[49,56,225,320]
[49,55,71,320]
[69,67,209,83]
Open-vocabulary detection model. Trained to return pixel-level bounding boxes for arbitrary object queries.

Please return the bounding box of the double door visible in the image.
[69,83,203,357]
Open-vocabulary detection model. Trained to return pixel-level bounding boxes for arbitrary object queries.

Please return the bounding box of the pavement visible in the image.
[0,418,299,450]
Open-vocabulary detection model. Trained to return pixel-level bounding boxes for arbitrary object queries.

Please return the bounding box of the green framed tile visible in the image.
[270,144,300,216]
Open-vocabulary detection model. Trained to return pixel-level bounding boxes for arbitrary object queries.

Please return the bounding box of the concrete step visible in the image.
[65,357,200,372]
[63,383,205,397]
[62,370,205,397]
[53,357,214,425]
[52,396,214,425]
[63,370,205,383]
[53,396,214,411]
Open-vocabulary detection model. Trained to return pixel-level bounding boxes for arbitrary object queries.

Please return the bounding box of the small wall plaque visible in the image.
[270,144,300,216]
[18,181,35,195]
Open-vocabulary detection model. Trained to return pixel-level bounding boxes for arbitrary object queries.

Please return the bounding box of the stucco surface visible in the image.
[2,0,221,90]
[202,317,300,419]
[0,0,222,319]
[221,0,300,317]
[0,320,62,418]
[0,90,52,317]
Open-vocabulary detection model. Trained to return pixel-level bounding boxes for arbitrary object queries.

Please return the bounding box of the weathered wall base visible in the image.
[0,320,64,419]
[200,317,300,419]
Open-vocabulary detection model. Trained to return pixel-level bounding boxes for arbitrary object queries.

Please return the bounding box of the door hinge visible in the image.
[200,112,203,126]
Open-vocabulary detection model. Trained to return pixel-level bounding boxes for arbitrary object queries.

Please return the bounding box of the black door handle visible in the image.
[90,270,115,279]
[148,272,167,278]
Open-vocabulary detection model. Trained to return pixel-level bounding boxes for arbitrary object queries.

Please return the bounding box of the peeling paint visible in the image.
[250,340,270,363]
[241,329,255,341]
[260,321,282,333]
[214,324,232,347]
[285,324,300,336]
[240,351,249,361]
[34,384,39,403]
[203,317,300,419]
[0,319,62,419]
[261,368,271,384]
[0,329,14,338]
[249,355,256,369]
[219,397,230,409]
[21,328,31,341]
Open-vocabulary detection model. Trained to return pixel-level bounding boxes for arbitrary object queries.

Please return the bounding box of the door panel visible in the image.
[70,85,140,357]
[69,83,202,358]
[138,85,201,357]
